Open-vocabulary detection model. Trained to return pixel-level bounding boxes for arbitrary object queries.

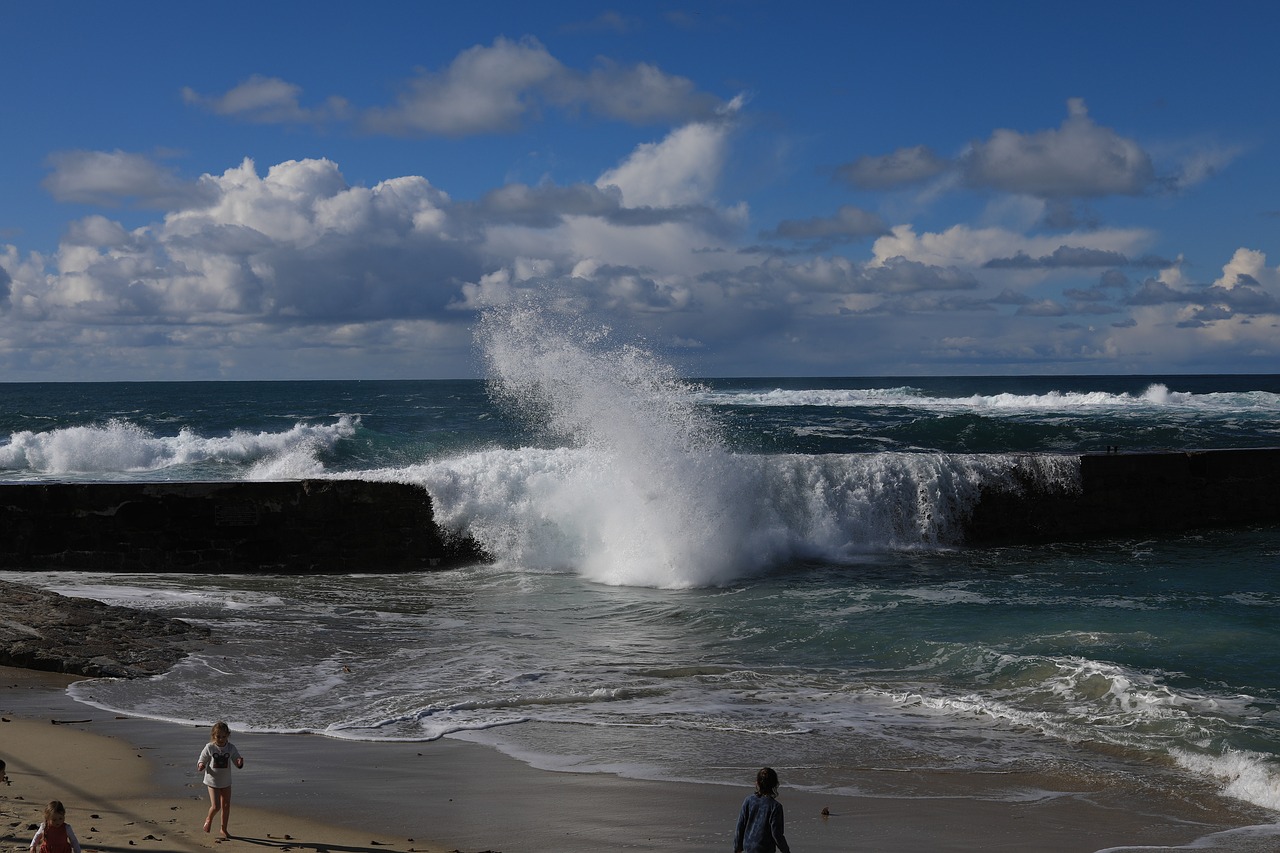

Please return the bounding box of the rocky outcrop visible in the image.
[0,580,212,678]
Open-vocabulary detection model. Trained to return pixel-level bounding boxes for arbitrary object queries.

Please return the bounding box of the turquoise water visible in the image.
[2,307,1279,826]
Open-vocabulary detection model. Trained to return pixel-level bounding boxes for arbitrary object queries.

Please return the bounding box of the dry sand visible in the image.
[2,666,1275,853]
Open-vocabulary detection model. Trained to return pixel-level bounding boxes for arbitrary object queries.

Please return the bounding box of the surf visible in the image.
[389,301,1081,588]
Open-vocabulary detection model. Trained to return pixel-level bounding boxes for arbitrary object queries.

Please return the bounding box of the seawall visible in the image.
[0,479,485,572]
[0,448,1276,571]
[964,447,1280,544]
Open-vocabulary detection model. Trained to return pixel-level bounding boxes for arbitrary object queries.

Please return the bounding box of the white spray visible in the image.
[472,300,783,587]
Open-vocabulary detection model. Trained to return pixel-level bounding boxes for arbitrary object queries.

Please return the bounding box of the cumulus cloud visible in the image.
[183,37,724,137]
[870,223,1156,271]
[364,36,563,136]
[1126,278,1190,305]
[471,182,722,230]
[1113,247,1280,352]
[1212,247,1276,291]
[475,183,624,228]
[1168,143,1243,191]
[561,59,723,124]
[5,79,1275,379]
[1016,299,1069,317]
[595,109,737,207]
[360,36,723,136]
[13,157,472,327]
[835,145,949,190]
[181,75,350,124]
[983,245,1173,269]
[560,11,642,34]
[10,109,763,375]
[43,150,217,209]
[837,100,1204,206]
[961,99,1155,198]
[860,257,978,294]
[763,205,888,243]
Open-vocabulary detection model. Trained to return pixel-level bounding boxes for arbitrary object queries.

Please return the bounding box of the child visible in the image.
[29,801,81,853]
[196,720,245,839]
[733,767,791,853]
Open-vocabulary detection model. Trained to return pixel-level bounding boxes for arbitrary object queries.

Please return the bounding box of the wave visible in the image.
[698,384,1280,414]
[378,448,1078,588]
[884,648,1280,814]
[0,416,358,479]
[369,300,1080,588]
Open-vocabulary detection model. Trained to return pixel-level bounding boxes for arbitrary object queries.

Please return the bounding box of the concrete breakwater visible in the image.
[0,479,485,573]
[964,446,1280,544]
[0,448,1275,572]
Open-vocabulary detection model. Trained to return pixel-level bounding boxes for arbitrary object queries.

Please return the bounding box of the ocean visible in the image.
[2,308,1279,841]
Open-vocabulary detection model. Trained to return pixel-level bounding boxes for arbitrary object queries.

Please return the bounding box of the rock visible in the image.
[0,580,212,678]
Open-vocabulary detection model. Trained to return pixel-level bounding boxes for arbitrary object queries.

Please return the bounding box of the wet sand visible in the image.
[1,666,1274,853]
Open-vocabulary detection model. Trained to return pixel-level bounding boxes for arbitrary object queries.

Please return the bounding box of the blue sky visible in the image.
[2,1,1278,380]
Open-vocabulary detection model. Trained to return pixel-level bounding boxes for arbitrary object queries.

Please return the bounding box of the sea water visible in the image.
[2,304,1280,828]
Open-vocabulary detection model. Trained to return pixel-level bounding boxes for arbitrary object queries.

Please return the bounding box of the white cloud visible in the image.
[836,145,949,190]
[869,223,1155,271]
[1173,144,1243,190]
[596,117,734,208]
[181,75,350,124]
[364,36,563,136]
[835,100,1181,206]
[1213,247,1275,290]
[4,83,1276,380]
[766,205,888,242]
[42,150,214,209]
[565,60,721,124]
[11,157,466,328]
[359,36,725,136]
[961,99,1155,198]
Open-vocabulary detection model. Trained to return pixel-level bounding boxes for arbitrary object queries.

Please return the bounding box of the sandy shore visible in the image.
[2,666,1276,853]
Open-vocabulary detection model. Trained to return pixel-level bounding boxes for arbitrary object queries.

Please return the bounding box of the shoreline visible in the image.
[3,668,1278,852]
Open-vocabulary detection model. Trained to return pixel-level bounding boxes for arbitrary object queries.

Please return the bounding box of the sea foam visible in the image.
[698,383,1280,413]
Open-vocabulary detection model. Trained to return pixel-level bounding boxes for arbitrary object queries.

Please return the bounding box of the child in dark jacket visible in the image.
[733,767,791,853]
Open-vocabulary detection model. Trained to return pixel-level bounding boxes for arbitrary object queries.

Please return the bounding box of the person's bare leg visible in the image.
[204,786,219,833]
[219,787,233,838]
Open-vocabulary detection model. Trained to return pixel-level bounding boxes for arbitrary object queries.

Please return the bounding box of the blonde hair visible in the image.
[210,720,231,741]
[43,800,66,826]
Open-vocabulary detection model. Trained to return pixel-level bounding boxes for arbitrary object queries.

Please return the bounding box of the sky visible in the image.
[2,1,1278,381]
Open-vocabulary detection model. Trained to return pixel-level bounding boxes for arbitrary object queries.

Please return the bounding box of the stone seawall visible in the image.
[0,479,485,572]
[0,448,1276,572]
[964,447,1280,544]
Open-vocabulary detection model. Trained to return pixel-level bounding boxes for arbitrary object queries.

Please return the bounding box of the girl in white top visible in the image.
[196,721,244,839]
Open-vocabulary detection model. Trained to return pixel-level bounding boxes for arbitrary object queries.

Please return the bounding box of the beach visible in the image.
[2,666,1275,853]
[3,376,1280,851]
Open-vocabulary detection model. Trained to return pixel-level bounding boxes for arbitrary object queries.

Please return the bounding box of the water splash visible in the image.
[408,302,1079,588]
[473,301,777,587]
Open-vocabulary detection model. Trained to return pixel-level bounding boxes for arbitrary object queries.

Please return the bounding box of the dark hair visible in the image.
[43,801,66,825]
[755,766,779,796]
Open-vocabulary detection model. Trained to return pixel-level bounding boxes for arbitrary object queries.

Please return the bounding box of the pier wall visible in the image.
[0,479,484,572]
[964,447,1280,544]
[0,448,1276,571]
